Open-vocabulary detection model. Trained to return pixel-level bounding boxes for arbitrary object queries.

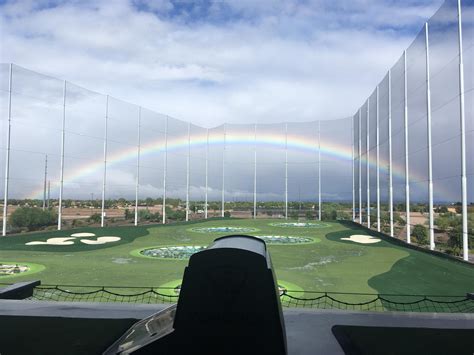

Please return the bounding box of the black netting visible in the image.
[20,284,474,313]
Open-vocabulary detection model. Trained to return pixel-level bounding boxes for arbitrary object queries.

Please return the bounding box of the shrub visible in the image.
[124,209,134,220]
[9,207,57,231]
[89,213,101,223]
[447,225,462,256]
[412,224,428,244]
[138,209,160,222]
[224,211,231,218]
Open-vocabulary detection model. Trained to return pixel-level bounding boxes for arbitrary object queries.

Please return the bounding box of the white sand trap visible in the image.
[80,236,121,245]
[26,237,76,246]
[341,235,381,244]
[70,233,96,237]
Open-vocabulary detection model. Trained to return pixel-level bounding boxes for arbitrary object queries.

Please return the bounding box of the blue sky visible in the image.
[0,0,443,126]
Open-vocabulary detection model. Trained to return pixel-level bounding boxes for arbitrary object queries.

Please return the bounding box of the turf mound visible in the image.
[270,222,330,228]
[0,261,45,278]
[136,245,207,259]
[254,235,318,244]
[190,226,258,233]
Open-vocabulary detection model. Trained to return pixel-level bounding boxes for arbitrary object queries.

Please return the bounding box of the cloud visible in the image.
[3,0,466,204]
[0,0,442,127]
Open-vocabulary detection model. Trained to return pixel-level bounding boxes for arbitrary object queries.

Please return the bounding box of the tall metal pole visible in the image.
[100,95,109,228]
[352,116,356,222]
[205,128,209,219]
[253,123,257,219]
[285,123,288,220]
[457,0,468,261]
[376,86,381,232]
[162,117,168,224]
[318,121,321,221]
[43,154,48,210]
[2,63,12,236]
[367,100,371,229]
[134,107,141,226]
[425,22,435,250]
[185,122,191,222]
[221,123,226,217]
[358,109,362,224]
[404,50,411,243]
[388,70,394,237]
[58,80,67,231]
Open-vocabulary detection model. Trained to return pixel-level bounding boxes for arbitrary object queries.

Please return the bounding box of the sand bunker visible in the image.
[26,234,120,246]
[26,237,76,246]
[80,236,121,245]
[71,233,96,237]
[341,235,381,244]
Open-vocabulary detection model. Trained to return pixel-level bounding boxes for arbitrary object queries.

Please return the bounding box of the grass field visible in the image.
[1,219,473,298]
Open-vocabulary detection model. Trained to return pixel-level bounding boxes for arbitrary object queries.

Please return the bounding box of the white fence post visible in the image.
[2,63,13,236]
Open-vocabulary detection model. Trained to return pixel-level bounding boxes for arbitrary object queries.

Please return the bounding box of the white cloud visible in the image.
[0,0,443,127]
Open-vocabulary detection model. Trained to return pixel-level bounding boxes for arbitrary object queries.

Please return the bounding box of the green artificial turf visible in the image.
[0,219,472,299]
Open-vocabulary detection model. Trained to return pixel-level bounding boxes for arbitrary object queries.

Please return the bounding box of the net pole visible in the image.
[376,86,381,232]
[285,123,288,220]
[205,128,209,219]
[134,107,141,226]
[367,100,370,229]
[162,117,168,224]
[352,117,356,222]
[358,109,362,224]
[388,70,394,237]
[43,154,48,211]
[100,95,109,228]
[457,0,468,261]
[253,123,257,219]
[221,123,226,218]
[185,121,190,222]
[58,80,67,231]
[318,121,321,221]
[425,22,435,250]
[2,63,12,236]
[404,50,411,243]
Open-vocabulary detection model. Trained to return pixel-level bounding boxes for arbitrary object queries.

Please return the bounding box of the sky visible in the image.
[1,0,470,203]
[0,0,443,127]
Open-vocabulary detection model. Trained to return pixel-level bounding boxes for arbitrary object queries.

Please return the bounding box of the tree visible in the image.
[305,210,314,220]
[89,213,101,223]
[436,206,448,213]
[9,207,57,231]
[447,225,462,256]
[124,209,133,220]
[412,224,428,244]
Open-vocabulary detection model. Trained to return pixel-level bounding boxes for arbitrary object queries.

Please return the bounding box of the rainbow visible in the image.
[29,129,434,200]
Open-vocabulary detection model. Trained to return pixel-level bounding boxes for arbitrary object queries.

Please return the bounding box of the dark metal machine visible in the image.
[104,235,287,355]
